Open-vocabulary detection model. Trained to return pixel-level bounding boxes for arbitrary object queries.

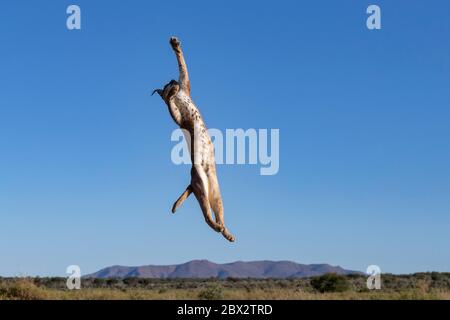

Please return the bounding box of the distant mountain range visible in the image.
[86,260,360,279]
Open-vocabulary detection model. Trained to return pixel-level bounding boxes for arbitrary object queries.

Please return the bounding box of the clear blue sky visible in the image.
[0,0,449,276]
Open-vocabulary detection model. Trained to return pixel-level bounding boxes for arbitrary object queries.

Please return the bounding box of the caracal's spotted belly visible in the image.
[174,91,215,167]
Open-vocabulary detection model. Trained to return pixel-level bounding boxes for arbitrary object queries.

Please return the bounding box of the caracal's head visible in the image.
[152,79,180,104]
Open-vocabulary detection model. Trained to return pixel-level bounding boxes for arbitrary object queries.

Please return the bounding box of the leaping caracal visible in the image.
[153,37,235,242]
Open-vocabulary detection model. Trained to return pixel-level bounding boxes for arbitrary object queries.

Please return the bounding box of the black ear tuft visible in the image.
[152,89,163,96]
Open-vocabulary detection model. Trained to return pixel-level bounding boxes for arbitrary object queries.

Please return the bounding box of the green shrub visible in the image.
[198,284,224,300]
[310,273,350,293]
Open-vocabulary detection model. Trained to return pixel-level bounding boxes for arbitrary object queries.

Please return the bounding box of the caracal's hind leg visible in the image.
[191,166,223,233]
[193,191,223,233]
[210,197,235,242]
[172,185,193,213]
[208,173,235,242]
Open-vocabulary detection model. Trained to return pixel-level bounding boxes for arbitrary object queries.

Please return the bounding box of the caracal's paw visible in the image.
[170,36,181,52]
[222,229,236,243]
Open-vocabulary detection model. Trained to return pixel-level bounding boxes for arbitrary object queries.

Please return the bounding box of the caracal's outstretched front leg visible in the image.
[170,37,191,94]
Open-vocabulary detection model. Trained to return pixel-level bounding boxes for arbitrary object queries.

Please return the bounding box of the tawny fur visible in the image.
[153,37,235,242]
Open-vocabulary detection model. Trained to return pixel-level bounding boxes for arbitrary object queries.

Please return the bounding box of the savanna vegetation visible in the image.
[0,272,449,300]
